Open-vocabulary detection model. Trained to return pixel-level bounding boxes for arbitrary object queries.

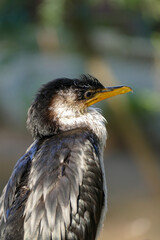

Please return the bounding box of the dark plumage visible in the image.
[0,75,131,240]
[27,75,104,139]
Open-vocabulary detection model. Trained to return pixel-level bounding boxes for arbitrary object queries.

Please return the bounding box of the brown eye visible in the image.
[85,91,92,98]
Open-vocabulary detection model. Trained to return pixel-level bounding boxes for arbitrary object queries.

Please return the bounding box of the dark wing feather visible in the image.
[0,129,104,240]
[23,129,104,240]
[0,141,38,240]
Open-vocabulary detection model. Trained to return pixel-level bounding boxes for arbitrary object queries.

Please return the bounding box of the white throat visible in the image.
[50,106,107,149]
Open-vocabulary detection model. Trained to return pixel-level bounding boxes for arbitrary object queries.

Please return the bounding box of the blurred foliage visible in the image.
[135,91,160,112]
[0,0,160,35]
[112,0,160,19]
[39,0,65,27]
[0,0,42,31]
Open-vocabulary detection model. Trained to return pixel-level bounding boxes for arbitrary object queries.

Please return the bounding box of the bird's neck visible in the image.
[57,107,107,150]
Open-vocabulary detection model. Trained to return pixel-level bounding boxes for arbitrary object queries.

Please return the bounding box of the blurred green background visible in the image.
[0,0,160,239]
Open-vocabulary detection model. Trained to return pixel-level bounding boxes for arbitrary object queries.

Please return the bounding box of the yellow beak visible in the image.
[86,86,132,107]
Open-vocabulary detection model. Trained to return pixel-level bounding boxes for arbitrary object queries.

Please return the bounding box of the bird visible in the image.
[0,74,132,240]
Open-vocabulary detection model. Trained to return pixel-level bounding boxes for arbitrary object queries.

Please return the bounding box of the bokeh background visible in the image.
[0,0,160,239]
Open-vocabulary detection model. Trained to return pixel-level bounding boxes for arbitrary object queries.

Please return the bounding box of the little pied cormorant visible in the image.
[0,75,132,240]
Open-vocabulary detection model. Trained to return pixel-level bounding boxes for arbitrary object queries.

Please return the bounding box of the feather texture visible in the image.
[0,128,106,240]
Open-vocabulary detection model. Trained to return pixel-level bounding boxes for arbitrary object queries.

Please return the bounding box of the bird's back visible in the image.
[0,128,105,240]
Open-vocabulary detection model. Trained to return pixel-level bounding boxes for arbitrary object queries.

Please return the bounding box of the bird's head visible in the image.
[27,75,132,139]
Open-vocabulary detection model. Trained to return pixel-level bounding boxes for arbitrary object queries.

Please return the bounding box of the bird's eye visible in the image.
[84,91,93,99]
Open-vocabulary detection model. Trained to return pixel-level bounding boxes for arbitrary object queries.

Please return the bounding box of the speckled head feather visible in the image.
[34,74,104,102]
[27,75,105,139]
